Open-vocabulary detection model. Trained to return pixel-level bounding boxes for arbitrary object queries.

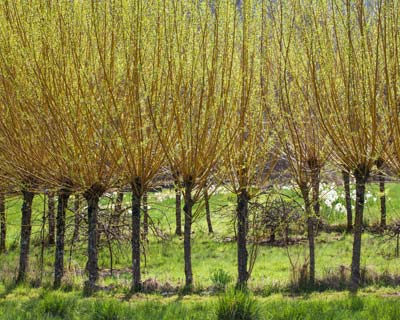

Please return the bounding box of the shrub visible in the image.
[216,290,260,320]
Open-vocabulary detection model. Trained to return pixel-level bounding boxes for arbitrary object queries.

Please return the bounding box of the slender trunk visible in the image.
[311,167,320,218]
[175,183,182,236]
[54,189,71,288]
[379,173,386,228]
[17,190,34,283]
[204,188,213,234]
[237,188,249,288]
[0,193,6,253]
[72,195,80,242]
[131,178,142,292]
[300,185,315,285]
[83,186,103,291]
[342,170,353,232]
[350,170,368,291]
[48,193,56,245]
[113,191,124,227]
[183,180,194,288]
[143,191,148,239]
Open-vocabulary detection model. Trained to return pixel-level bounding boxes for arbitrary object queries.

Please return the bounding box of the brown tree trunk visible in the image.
[311,167,320,218]
[54,189,71,288]
[175,183,182,236]
[72,195,80,242]
[342,170,353,232]
[113,191,124,227]
[237,188,249,288]
[204,188,213,234]
[131,178,142,292]
[378,172,386,228]
[83,185,103,291]
[350,168,369,291]
[183,180,194,288]
[48,192,56,245]
[143,191,148,239]
[300,185,315,285]
[17,190,34,283]
[0,193,6,253]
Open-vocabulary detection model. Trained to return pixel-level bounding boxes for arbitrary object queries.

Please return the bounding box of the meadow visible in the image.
[2,182,400,319]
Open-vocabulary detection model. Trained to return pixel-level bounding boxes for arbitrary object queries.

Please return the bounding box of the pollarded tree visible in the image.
[151,0,238,289]
[270,0,330,285]
[220,0,277,289]
[309,0,389,290]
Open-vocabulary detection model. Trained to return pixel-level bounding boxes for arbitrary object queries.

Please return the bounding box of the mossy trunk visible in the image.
[237,188,249,288]
[143,191,148,239]
[54,190,71,288]
[48,193,56,245]
[113,191,124,228]
[131,178,142,292]
[84,186,103,291]
[0,193,6,253]
[204,188,213,234]
[300,185,315,285]
[379,173,386,228]
[17,190,34,283]
[72,195,80,242]
[175,183,182,236]
[342,170,353,232]
[183,180,194,288]
[350,169,369,291]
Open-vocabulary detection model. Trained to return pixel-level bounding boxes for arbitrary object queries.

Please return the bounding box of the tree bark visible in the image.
[72,194,80,242]
[54,189,71,288]
[113,191,124,228]
[237,188,249,288]
[377,169,386,228]
[350,169,369,291]
[342,170,353,232]
[48,193,56,245]
[204,188,213,234]
[17,190,34,283]
[175,183,182,236]
[300,185,315,285]
[0,193,6,253]
[83,185,104,291]
[183,180,194,288]
[143,191,149,239]
[131,178,142,292]
[311,167,321,218]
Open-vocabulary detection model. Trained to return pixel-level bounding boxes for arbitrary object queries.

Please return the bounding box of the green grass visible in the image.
[1,287,400,319]
[2,182,400,318]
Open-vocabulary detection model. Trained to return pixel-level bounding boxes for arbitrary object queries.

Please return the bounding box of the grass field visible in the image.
[1,182,400,319]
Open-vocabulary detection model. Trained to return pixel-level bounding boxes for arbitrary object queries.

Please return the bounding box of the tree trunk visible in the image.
[342,170,352,232]
[143,191,149,239]
[175,183,182,236]
[311,167,320,218]
[72,195,80,242]
[237,188,249,288]
[0,193,6,253]
[113,191,124,228]
[183,180,194,288]
[48,193,56,245]
[83,186,103,291]
[300,185,315,285]
[17,190,34,283]
[131,178,142,292]
[54,189,71,288]
[379,172,386,228]
[350,169,368,291]
[204,188,213,234]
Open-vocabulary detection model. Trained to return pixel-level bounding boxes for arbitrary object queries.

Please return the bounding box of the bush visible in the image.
[211,269,232,291]
[216,290,260,320]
